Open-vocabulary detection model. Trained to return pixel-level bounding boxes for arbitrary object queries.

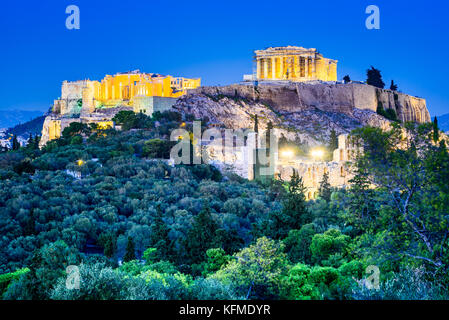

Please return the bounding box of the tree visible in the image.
[267,170,311,239]
[329,129,338,151]
[123,237,136,262]
[433,116,439,142]
[12,135,20,150]
[366,66,385,89]
[150,204,172,261]
[343,75,351,84]
[212,237,288,299]
[203,248,230,275]
[283,224,317,264]
[310,229,350,266]
[185,202,218,264]
[349,123,449,271]
[318,172,332,202]
[390,80,398,91]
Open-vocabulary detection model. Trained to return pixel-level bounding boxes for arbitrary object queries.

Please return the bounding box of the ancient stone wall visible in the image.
[191,83,430,124]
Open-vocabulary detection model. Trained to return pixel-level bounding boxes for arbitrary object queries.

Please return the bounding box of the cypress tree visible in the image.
[329,129,338,151]
[319,172,332,202]
[150,204,172,260]
[185,201,218,264]
[433,116,440,143]
[123,236,136,262]
[12,135,20,150]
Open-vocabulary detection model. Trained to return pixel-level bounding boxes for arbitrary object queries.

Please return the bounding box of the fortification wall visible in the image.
[191,83,430,124]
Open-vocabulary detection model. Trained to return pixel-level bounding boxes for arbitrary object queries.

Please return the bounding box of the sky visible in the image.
[0,0,448,116]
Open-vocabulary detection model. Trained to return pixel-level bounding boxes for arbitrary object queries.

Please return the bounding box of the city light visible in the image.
[310,148,325,160]
[280,149,294,159]
[77,159,84,166]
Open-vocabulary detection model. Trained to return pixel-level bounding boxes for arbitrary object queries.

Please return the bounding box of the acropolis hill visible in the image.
[39,45,431,197]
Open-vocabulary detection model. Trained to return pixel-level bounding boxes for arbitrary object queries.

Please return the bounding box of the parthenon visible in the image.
[254,46,338,82]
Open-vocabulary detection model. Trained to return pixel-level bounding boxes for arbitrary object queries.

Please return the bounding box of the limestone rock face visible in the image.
[188,82,429,123]
[174,82,425,145]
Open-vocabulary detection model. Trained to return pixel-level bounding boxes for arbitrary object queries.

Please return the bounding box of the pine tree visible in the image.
[366,66,385,89]
[433,116,440,143]
[343,75,351,84]
[123,236,136,262]
[318,172,332,202]
[268,170,311,239]
[390,80,398,91]
[329,129,338,151]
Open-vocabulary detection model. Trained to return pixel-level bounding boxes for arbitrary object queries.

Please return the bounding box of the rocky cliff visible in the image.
[173,83,430,145]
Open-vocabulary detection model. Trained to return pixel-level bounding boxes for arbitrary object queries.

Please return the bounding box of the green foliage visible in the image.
[353,267,448,300]
[0,268,29,296]
[185,202,218,266]
[343,75,351,84]
[123,237,136,262]
[329,129,338,151]
[3,241,81,299]
[310,229,350,267]
[366,66,385,88]
[203,248,230,275]
[390,80,398,91]
[143,248,158,265]
[266,171,311,239]
[318,172,332,202]
[283,224,317,264]
[212,237,289,299]
[349,123,449,273]
[433,116,439,142]
[376,103,399,122]
[142,139,175,159]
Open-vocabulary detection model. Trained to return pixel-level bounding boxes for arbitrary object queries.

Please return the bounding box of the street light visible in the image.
[310,148,325,160]
[77,159,84,166]
[280,149,294,159]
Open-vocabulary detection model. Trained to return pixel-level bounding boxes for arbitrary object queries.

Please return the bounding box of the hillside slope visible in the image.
[173,84,396,145]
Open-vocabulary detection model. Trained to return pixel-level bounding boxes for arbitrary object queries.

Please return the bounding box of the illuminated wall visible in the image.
[54,70,201,115]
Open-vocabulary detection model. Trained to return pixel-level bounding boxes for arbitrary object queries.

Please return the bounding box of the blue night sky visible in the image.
[1,0,448,116]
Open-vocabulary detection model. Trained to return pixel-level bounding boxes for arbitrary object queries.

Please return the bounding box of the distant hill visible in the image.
[6,114,46,138]
[0,110,44,129]
[437,113,449,133]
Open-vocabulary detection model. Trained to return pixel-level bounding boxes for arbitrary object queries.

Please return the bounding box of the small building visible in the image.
[133,96,178,116]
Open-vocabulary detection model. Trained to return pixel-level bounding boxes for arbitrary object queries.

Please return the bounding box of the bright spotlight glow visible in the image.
[310,148,325,159]
[77,159,84,166]
[280,149,294,159]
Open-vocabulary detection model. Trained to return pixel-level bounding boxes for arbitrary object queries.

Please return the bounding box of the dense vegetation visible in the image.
[0,110,448,300]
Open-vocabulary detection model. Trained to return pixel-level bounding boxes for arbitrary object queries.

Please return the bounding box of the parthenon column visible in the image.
[263,58,269,80]
[280,57,284,79]
[304,57,309,79]
[271,57,276,79]
[311,57,316,79]
[256,58,261,80]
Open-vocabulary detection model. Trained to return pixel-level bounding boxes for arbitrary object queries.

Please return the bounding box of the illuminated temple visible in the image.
[53,70,201,116]
[254,46,337,82]
[40,70,201,147]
